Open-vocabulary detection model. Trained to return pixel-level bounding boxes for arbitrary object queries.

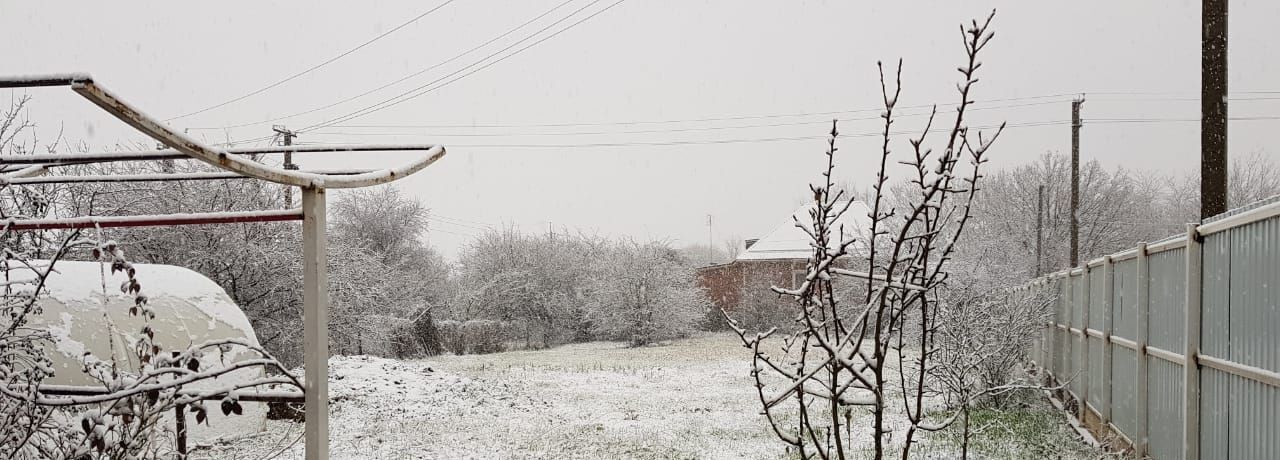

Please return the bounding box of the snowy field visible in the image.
[192,333,1103,459]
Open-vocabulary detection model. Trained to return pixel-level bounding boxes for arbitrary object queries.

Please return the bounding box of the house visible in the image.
[697,201,871,317]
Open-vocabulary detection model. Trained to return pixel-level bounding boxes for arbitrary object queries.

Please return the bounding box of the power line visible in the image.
[165,0,458,122]
[310,99,1070,135]
[430,214,495,228]
[186,0,580,131]
[220,0,623,147]
[295,0,628,135]
[291,120,1062,148]
[428,216,492,231]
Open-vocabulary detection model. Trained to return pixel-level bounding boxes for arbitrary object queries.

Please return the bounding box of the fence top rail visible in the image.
[1198,198,1280,235]
[0,74,446,189]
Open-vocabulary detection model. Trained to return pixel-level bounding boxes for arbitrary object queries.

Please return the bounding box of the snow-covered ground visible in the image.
[191,333,1103,459]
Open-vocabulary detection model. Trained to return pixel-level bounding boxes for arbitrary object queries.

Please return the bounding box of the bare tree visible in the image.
[723,12,1012,459]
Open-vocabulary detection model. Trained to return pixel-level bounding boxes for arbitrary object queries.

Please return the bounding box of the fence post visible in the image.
[1135,242,1150,458]
[1080,264,1092,424]
[1101,256,1114,428]
[1183,224,1203,460]
[1043,278,1054,384]
[1063,272,1074,406]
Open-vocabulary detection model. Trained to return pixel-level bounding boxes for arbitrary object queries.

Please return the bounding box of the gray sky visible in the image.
[5,0,1279,259]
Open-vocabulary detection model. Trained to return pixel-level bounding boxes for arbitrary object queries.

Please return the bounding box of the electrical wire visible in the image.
[165,0,458,122]
[219,0,623,147]
[286,120,1061,149]
[294,0,628,134]
[305,99,1070,137]
[185,0,580,131]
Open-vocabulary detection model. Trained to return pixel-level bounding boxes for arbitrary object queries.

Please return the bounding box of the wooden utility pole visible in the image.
[1070,97,1084,267]
[1202,0,1228,219]
[1036,185,1044,276]
[274,125,299,208]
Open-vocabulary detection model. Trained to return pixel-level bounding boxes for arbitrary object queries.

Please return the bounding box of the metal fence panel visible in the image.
[1148,356,1185,460]
[1200,367,1230,459]
[1111,345,1137,434]
[1225,217,1280,459]
[1089,266,1106,330]
[1032,202,1280,460]
[1112,258,1138,341]
[1228,375,1280,459]
[1226,217,1280,375]
[1147,248,1186,352]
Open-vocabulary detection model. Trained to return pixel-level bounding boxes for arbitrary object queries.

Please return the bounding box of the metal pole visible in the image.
[175,403,187,459]
[1182,224,1203,460]
[302,187,329,460]
[1201,0,1228,219]
[1135,242,1151,458]
[1070,98,1084,267]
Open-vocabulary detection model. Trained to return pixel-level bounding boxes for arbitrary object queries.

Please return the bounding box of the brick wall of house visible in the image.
[696,259,809,312]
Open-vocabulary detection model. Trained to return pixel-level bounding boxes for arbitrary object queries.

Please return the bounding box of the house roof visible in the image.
[736,201,872,261]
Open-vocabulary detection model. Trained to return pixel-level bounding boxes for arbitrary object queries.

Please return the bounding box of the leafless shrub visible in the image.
[723,12,1026,459]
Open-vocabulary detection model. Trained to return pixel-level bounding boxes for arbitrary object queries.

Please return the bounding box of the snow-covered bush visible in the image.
[391,307,444,358]
[434,319,512,355]
[585,240,708,347]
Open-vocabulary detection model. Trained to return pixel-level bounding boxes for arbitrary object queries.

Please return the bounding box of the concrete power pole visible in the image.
[273,125,299,208]
[706,214,713,266]
[1202,0,1228,219]
[1036,185,1044,277]
[1070,97,1084,267]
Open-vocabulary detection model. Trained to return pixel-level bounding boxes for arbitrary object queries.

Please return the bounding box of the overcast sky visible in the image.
[5,0,1279,259]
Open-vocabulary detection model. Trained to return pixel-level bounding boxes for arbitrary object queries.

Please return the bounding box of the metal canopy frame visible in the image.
[1,74,447,459]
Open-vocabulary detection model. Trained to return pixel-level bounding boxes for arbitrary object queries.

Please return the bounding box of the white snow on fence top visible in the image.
[736,201,872,261]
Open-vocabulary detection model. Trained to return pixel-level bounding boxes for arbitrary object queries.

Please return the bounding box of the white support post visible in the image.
[1135,242,1151,458]
[302,187,329,460]
[1043,279,1054,384]
[1101,256,1114,426]
[1183,224,1202,460]
[1064,273,1074,400]
[1080,265,1092,424]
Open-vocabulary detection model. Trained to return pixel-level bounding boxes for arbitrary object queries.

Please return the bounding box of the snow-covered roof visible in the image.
[736,201,872,261]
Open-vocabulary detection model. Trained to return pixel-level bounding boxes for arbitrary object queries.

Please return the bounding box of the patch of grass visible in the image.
[923,397,1104,459]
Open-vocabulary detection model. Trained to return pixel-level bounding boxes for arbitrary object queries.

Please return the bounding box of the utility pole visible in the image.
[1070,97,1084,267]
[274,125,299,208]
[1202,0,1228,219]
[1036,185,1044,276]
[706,214,713,266]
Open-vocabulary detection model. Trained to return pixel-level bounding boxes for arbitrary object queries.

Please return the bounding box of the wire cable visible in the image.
[166,0,458,121]
[186,0,579,131]
[295,0,628,134]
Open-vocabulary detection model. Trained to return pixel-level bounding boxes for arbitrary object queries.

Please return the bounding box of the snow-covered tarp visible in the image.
[21,261,267,442]
[736,201,872,261]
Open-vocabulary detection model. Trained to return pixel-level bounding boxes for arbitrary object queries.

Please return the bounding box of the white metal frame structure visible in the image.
[1,74,447,459]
